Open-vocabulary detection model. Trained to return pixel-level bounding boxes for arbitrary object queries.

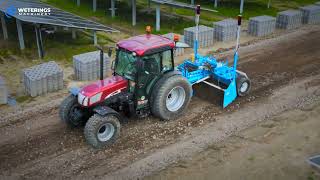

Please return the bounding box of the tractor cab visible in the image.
[114,33,176,109]
[74,33,178,111]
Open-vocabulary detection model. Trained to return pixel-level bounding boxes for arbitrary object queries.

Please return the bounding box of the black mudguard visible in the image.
[93,106,122,119]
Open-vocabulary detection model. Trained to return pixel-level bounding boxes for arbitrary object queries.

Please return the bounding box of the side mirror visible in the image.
[111,60,115,70]
[175,42,190,48]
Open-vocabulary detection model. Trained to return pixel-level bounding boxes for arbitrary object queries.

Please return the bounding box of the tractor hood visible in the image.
[80,76,128,97]
[78,76,128,107]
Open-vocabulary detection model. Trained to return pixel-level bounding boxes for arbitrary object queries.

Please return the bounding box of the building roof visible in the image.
[117,34,175,56]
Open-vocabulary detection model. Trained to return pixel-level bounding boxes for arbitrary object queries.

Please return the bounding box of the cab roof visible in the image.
[117,34,175,56]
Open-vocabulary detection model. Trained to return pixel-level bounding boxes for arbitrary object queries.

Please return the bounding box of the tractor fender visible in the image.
[69,87,80,96]
[93,106,121,119]
[158,70,183,83]
[146,70,182,95]
[163,70,183,77]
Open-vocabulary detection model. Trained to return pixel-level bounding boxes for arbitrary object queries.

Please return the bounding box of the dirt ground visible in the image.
[0,25,320,179]
[146,101,320,180]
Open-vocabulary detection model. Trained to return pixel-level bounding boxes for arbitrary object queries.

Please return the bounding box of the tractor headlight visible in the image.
[83,97,89,106]
[78,93,88,106]
[78,92,102,106]
[89,92,102,105]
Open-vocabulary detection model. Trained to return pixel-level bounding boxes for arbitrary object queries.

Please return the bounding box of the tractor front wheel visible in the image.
[151,75,192,120]
[59,95,85,127]
[84,114,120,149]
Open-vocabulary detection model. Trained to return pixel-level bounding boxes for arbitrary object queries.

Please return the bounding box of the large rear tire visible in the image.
[84,114,120,149]
[59,95,84,127]
[151,75,192,120]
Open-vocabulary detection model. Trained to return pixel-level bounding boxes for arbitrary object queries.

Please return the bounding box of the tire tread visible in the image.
[84,114,120,149]
[151,75,192,120]
[59,95,79,127]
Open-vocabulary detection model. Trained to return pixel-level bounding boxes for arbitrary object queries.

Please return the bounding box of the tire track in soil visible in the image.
[0,27,320,179]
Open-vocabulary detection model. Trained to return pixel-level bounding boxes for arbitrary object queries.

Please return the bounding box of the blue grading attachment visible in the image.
[177,52,240,108]
[177,6,246,108]
[307,155,320,171]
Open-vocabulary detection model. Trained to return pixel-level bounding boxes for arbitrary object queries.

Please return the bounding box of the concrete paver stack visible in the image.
[184,25,214,48]
[0,76,8,104]
[213,19,238,42]
[248,15,276,36]
[73,51,110,81]
[22,61,63,97]
[299,5,320,24]
[276,10,303,29]
[162,33,185,56]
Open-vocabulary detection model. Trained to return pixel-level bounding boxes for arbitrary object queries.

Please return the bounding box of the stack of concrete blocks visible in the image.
[162,33,185,56]
[248,15,276,36]
[73,51,110,81]
[213,19,238,42]
[184,25,214,48]
[276,10,303,30]
[299,5,320,24]
[0,76,8,105]
[22,61,63,97]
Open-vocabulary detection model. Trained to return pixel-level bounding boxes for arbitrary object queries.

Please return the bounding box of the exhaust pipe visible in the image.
[95,45,104,81]
[96,45,113,81]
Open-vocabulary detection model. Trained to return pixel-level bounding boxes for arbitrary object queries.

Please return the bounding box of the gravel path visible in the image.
[109,74,320,179]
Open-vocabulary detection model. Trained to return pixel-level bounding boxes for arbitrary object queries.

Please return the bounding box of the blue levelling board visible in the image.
[308,155,320,169]
[223,80,237,108]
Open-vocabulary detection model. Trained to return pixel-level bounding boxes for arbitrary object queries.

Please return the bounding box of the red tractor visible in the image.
[60,33,193,148]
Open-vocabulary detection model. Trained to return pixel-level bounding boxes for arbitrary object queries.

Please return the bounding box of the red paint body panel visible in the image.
[80,76,128,106]
[117,34,175,56]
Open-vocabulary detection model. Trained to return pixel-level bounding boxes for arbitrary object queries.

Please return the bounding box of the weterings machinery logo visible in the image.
[17,7,51,16]
[0,0,51,17]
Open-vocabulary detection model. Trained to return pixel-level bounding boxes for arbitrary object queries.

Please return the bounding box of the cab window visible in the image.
[161,50,173,72]
[141,53,161,74]
[115,49,137,80]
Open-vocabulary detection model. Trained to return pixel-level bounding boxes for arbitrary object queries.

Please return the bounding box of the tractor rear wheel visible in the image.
[59,95,85,127]
[84,114,120,149]
[236,76,251,97]
[151,75,192,120]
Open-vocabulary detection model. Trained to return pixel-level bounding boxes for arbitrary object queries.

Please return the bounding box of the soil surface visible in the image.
[0,25,320,179]
[146,101,320,180]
